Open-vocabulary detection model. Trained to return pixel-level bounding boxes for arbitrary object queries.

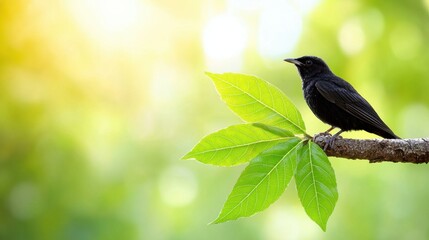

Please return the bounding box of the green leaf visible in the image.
[183,124,291,166]
[206,72,306,134]
[295,141,338,231]
[212,138,301,223]
[252,123,294,137]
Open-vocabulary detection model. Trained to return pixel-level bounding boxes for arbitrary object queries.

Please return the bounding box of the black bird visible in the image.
[284,56,400,149]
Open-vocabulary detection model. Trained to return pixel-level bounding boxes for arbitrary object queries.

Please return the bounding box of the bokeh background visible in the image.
[2,0,429,239]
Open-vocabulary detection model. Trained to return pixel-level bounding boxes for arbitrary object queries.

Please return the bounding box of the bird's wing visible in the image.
[315,80,393,133]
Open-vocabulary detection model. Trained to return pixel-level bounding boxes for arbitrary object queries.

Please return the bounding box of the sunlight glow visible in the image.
[227,0,261,12]
[203,14,248,60]
[338,18,366,55]
[66,0,143,45]
[424,0,429,13]
[264,206,319,240]
[258,1,303,59]
[291,0,321,14]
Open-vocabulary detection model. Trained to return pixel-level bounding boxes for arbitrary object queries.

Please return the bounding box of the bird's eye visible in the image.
[306,60,313,65]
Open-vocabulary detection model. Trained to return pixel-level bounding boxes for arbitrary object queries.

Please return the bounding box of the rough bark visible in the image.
[313,133,429,164]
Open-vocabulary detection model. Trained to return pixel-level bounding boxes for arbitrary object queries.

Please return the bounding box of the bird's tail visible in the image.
[378,130,400,139]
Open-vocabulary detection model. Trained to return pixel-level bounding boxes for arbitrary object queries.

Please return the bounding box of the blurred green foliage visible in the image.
[1,0,429,239]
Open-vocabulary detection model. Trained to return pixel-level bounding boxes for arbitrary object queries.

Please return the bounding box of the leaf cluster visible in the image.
[183,73,338,231]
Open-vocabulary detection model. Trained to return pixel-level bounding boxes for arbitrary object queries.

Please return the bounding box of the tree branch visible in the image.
[312,133,429,164]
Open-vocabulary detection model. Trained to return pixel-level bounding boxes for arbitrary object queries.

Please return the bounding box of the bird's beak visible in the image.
[284,58,302,66]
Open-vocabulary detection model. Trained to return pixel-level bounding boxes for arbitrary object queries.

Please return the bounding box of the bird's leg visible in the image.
[324,129,344,151]
[325,126,336,133]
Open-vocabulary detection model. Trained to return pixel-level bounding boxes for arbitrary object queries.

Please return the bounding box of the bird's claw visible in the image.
[323,131,343,151]
[323,136,336,151]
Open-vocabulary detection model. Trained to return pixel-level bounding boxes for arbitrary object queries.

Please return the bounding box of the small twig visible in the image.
[313,133,429,164]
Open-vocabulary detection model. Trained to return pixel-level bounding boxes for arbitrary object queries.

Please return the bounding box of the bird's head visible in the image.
[284,56,332,80]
